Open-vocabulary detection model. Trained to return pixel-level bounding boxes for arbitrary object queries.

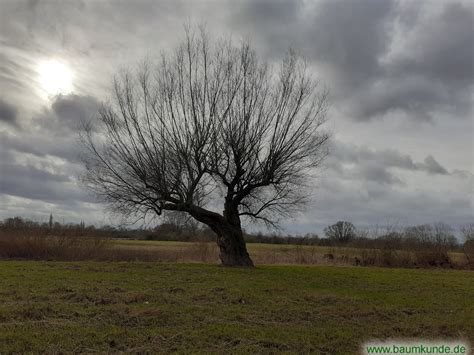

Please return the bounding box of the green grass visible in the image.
[0,261,472,354]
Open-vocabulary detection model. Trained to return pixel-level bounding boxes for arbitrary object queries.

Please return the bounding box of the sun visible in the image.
[37,59,74,96]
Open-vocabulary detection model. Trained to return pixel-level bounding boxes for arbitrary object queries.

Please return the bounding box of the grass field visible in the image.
[111,239,468,266]
[1,261,472,354]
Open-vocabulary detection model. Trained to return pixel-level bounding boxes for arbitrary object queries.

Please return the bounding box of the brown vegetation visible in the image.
[0,228,108,261]
[0,217,471,269]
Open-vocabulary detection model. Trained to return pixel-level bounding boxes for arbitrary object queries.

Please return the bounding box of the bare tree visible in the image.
[460,223,474,242]
[81,28,330,266]
[324,221,356,244]
[460,223,474,264]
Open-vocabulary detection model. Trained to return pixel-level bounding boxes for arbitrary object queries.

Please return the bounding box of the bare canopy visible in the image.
[81,28,330,266]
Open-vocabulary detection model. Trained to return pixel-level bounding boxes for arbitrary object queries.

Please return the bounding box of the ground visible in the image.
[1,261,472,354]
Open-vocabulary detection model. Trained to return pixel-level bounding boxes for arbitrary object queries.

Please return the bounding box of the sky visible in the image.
[0,0,473,234]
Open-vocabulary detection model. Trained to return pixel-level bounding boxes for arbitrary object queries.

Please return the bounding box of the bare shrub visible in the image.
[378,250,412,268]
[460,223,474,266]
[404,223,455,268]
[323,253,334,261]
[188,242,219,263]
[357,249,412,268]
[413,250,452,268]
[463,240,474,265]
[293,245,318,264]
[359,250,377,266]
[0,230,109,261]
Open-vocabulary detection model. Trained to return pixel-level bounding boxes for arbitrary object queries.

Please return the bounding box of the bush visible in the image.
[0,231,109,261]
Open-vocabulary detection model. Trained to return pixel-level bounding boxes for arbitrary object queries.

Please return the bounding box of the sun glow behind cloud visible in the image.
[37,59,74,97]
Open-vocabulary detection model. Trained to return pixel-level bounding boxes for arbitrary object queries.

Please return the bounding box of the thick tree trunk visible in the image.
[188,204,254,267]
[215,223,254,267]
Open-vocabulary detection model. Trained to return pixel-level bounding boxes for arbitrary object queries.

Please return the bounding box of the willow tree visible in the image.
[81,29,329,266]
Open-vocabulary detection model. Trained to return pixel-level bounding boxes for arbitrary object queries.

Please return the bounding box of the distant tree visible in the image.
[460,223,474,242]
[404,223,457,249]
[49,213,53,229]
[460,223,474,264]
[80,27,330,266]
[4,217,25,229]
[404,224,433,245]
[324,221,356,243]
[162,210,200,236]
[432,222,457,249]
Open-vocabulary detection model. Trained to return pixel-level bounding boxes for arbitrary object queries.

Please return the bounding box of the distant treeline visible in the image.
[1,216,473,251]
[2,216,473,269]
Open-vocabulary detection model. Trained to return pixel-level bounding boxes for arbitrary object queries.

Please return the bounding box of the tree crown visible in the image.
[81,28,330,228]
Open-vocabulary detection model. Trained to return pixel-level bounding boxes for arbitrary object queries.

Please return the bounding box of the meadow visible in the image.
[1,261,473,354]
[111,239,469,267]
[1,234,469,268]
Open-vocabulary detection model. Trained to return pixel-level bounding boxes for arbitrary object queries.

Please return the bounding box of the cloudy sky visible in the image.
[0,0,473,233]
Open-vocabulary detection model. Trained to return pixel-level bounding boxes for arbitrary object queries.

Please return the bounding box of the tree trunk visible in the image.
[188,204,254,267]
[215,223,254,267]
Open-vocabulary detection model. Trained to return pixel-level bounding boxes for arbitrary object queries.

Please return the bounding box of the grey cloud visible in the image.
[28,94,101,138]
[452,170,474,179]
[0,94,101,208]
[232,0,394,86]
[0,94,101,164]
[229,0,302,57]
[3,0,472,124]
[229,0,395,108]
[308,0,394,88]
[0,98,18,127]
[329,142,450,185]
[303,174,473,232]
[418,155,449,175]
[0,159,93,203]
[348,76,461,121]
[1,160,70,183]
[50,94,100,131]
[345,1,474,120]
[231,0,473,122]
[356,163,403,185]
[0,130,82,163]
[390,2,474,86]
[332,144,417,170]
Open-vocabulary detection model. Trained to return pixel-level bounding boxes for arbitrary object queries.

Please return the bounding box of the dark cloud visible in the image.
[334,1,474,121]
[50,94,100,132]
[0,94,100,165]
[391,2,474,86]
[0,130,82,163]
[346,76,462,121]
[332,143,417,170]
[0,158,90,203]
[0,99,19,127]
[328,142,450,185]
[0,94,100,213]
[356,163,403,185]
[308,0,394,88]
[419,155,449,175]
[230,0,473,121]
[229,0,302,57]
